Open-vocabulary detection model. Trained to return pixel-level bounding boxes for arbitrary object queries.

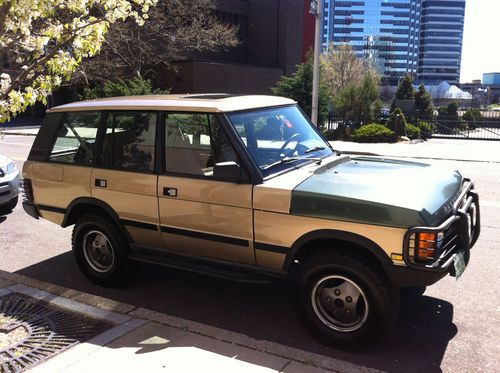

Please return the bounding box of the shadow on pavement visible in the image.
[17,253,457,372]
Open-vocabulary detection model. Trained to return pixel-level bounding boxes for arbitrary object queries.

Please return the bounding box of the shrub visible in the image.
[406,123,421,140]
[418,121,434,139]
[386,108,408,133]
[322,126,352,141]
[462,108,482,129]
[351,124,394,143]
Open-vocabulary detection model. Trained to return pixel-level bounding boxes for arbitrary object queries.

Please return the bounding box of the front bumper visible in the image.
[402,178,480,276]
[0,171,21,205]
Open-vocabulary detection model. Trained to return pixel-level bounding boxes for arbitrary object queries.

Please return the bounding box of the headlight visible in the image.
[4,161,18,174]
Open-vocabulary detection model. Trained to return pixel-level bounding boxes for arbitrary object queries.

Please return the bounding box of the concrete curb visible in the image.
[0,269,381,373]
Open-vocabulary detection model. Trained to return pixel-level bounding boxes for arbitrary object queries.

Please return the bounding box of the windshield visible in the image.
[226,105,334,177]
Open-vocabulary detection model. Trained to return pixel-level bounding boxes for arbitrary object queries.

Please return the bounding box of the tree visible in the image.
[272,52,329,126]
[0,0,156,123]
[386,108,408,134]
[321,43,365,98]
[414,83,433,118]
[394,73,416,100]
[74,0,239,84]
[333,70,380,126]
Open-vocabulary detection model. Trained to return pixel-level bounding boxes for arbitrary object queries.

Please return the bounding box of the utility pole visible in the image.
[310,0,322,127]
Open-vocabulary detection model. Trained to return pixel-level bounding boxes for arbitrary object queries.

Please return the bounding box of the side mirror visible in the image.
[214,161,241,181]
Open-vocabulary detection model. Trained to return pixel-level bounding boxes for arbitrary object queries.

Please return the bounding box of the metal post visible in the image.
[311,0,322,127]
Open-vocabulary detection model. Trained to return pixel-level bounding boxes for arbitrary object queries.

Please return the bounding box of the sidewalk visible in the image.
[0,270,378,373]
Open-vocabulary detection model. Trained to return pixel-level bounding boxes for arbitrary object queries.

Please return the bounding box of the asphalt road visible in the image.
[1,135,499,372]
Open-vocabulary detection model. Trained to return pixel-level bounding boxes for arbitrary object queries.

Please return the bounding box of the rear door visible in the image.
[157,112,255,264]
[91,111,162,248]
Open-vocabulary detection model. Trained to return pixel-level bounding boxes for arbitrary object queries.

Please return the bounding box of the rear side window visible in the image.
[48,112,100,165]
[100,111,157,172]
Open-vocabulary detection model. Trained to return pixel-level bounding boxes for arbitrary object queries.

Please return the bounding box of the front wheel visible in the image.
[296,251,399,349]
[72,213,133,286]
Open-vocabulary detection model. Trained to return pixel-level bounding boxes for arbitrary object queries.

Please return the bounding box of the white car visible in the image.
[0,154,20,210]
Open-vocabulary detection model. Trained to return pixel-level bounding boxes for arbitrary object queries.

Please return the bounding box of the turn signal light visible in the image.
[415,232,438,262]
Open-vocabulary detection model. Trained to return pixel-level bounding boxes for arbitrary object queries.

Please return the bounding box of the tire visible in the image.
[296,251,399,349]
[4,195,18,211]
[72,213,133,287]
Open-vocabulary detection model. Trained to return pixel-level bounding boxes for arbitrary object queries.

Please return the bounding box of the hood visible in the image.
[291,157,463,228]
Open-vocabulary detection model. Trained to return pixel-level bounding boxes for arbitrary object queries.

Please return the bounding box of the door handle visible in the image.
[95,179,107,188]
[163,187,177,197]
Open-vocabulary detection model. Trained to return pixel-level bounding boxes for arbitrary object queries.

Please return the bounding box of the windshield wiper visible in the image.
[262,156,322,171]
[305,146,326,154]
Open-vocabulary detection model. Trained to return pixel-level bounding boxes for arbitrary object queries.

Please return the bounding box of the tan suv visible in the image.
[22,94,480,347]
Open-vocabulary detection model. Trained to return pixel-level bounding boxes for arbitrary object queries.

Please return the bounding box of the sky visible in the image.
[460,0,500,83]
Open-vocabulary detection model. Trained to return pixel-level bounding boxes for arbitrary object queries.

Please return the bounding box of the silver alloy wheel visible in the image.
[311,275,369,332]
[82,230,115,273]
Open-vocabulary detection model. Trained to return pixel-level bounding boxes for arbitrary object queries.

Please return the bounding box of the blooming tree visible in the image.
[0,0,156,122]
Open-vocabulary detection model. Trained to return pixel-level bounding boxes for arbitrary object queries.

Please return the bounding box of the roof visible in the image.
[47,94,296,113]
[422,82,473,100]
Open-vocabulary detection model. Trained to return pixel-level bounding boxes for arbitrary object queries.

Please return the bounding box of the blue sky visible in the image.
[460,0,499,83]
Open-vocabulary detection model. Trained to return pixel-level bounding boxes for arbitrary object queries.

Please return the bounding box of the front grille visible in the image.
[0,190,9,197]
[403,178,479,271]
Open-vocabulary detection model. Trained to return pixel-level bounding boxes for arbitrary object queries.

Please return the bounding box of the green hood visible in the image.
[291,157,463,228]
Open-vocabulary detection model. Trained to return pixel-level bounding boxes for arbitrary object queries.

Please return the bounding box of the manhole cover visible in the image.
[0,293,110,372]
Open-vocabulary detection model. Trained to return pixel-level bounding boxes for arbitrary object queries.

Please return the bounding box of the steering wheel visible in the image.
[279,133,301,157]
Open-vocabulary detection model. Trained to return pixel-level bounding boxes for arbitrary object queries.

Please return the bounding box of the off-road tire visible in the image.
[296,251,399,349]
[72,213,132,287]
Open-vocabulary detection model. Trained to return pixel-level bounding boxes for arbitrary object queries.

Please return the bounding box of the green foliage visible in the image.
[79,76,169,100]
[406,123,421,140]
[386,108,408,132]
[322,127,351,141]
[437,103,465,132]
[417,121,435,139]
[351,124,394,143]
[333,71,380,126]
[272,52,329,126]
[462,108,482,129]
[415,84,433,118]
[394,74,416,101]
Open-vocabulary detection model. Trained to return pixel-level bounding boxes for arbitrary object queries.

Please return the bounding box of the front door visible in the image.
[158,112,254,264]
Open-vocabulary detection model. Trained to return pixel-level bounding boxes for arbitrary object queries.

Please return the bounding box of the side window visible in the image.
[49,112,100,165]
[164,113,237,177]
[100,111,157,172]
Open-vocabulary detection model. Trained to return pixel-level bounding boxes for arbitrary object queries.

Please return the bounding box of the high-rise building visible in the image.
[323,0,466,85]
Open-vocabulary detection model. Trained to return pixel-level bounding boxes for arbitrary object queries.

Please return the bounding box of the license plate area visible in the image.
[452,251,467,279]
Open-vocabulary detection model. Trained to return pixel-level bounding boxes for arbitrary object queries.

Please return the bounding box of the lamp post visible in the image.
[310,0,323,127]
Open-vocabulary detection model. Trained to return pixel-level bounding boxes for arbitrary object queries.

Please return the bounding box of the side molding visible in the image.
[283,229,393,270]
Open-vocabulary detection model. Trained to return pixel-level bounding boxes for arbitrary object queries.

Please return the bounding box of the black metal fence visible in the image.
[322,117,500,141]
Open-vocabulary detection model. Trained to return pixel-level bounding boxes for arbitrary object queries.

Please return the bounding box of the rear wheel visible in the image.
[72,213,132,286]
[296,251,399,349]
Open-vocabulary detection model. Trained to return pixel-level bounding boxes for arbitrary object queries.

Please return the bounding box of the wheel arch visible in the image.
[62,197,132,242]
[283,229,393,272]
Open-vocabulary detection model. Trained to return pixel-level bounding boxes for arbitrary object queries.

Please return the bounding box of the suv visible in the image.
[0,154,20,211]
[22,94,480,347]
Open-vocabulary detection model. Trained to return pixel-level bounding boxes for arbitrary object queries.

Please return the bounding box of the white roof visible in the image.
[48,94,296,113]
